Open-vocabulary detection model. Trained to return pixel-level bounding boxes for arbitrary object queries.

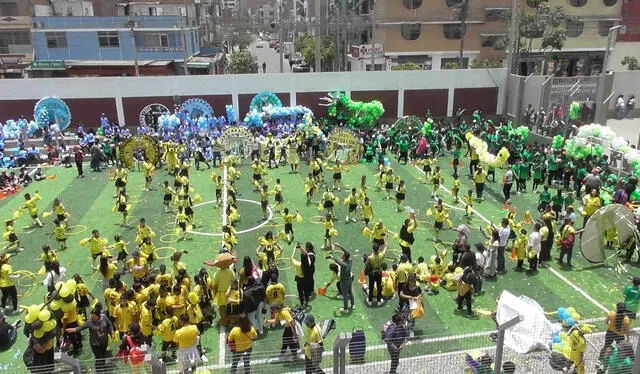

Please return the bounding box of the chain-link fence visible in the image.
[10,320,640,374]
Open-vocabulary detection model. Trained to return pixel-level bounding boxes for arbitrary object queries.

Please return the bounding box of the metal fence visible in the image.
[14,320,640,374]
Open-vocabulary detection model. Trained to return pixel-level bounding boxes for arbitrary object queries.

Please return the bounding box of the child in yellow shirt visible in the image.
[51,219,67,251]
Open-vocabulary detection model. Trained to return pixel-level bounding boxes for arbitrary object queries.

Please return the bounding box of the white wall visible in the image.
[609,42,640,72]
[608,71,640,110]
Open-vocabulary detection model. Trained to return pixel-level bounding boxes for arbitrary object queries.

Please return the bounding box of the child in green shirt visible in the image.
[538,185,552,212]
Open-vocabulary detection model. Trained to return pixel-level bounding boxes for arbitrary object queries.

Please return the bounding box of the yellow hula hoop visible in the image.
[155,246,177,260]
[65,225,87,235]
[309,216,325,224]
[14,270,39,297]
[160,233,180,244]
[163,222,176,231]
[277,257,292,271]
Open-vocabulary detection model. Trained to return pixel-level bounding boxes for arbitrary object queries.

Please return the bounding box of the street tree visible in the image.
[227,51,259,74]
[621,56,640,71]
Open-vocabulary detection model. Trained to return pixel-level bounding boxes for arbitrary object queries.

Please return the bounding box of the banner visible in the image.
[326,128,360,164]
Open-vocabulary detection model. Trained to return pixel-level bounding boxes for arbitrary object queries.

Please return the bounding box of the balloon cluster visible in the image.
[552,135,564,150]
[158,114,181,131]
[262,105,311,124]
[510,126,529,143]
[421,119,432,137]
[24,304,57,340]
[568,102,581,121]
[465,132,510,168]
[562,137,604,160]
[225,105,237,124]
[556,306,581,327]
[249,91,282,112]
[573,123,640,178]
[243,108,263,128]
[1,119,39,139]
[325,93,384,129]
[297,113,325,141]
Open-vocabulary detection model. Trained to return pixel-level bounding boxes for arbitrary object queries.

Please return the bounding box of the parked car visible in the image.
[292,63,311,73]
[289,53,303,66]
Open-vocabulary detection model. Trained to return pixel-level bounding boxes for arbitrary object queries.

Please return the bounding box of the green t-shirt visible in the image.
[564,196,575,207]
[540,191,551,203]
[533,164,543,179]
[552,194,564,207]
[518,163,530,179]
[547,155,557,171]
[399,140,408,152]
[624,285,640,313]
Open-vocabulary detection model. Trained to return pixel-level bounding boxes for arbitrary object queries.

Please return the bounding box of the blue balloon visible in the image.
[557,307,566,316]
[553,335,561,343]
[566,318,575,326]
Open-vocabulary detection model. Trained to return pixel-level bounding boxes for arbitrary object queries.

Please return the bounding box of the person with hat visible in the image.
[0,254,17,314]
[303,314,324,373]
[265,303,299,360]
[65,303,114,373]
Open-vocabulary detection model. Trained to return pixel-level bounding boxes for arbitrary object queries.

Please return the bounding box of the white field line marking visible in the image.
[188,199,274,236]
[411,163,609,315]
[218,325,226,366]
[222,165,228,227]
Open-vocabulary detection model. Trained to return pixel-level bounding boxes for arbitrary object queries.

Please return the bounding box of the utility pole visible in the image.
[293,0,297,47]
[457,0,469,69]
[183,0,190,75]
[315,0,321,72]
[503,0,518,119]
[279,0,285,73]
[128,20,140,77]
[370,9,375,71]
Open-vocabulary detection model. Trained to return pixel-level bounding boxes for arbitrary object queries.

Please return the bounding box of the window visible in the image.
[0,30,30,53]
[98,31,119,47]
[443,24,462,39]
[603,0,616,5]
[45,32,68,48]
[598,21,614,37]
[0,2,17,16]
[403,0,422,9]
[566,21,584,37]
[400,23,421,40]
[484,8,507,21]
[526,0,547,7]
[141,33,170,49]
[569,0,587,7]
[445,0,461,8]
[481,35,505,48]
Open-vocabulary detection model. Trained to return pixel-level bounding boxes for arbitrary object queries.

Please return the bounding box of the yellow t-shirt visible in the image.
[304,325,323,359]
[156,316,178,342]
[53,203,66,215]
[473,170,487,184]
[274,309,294,326]
[434,208,447,223]
[113,302,139,333]
[140,305,154,336]
[266,283,285,305]
[54,226,66,241]
[173,324,200,348]
[396,262,414,284]
[213,268,235,306]
[228,326,257,352]
[363,204,373,219]
[126,257,148,279]
[0,264,14,287]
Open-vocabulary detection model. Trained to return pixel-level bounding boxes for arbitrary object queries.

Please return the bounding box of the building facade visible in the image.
[30,16,200,77]
[372,0,622,74]
[0,0,34,78]
[610,0,640,71]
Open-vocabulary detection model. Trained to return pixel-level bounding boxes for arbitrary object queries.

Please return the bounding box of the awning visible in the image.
[187,61,212,68]
[65,60,173,67]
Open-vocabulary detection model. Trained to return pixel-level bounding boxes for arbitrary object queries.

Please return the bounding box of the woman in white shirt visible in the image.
[527,223,542,272]
[43,261,67,293]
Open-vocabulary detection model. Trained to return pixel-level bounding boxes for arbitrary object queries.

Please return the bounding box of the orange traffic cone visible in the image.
[510,206,517,216]
[503,201,509,211]
[108,168,113,176]
[509,247,517,260]
[358,270,366,284]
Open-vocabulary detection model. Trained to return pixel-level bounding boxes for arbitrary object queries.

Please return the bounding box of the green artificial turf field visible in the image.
[0,156,634,372]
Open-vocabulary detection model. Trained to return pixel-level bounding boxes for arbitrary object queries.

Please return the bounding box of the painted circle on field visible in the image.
[21,226,37,234]
[160,233,180,243]
[156,246,177,260]
[388,248,401,253]
[309,216,325,224]
[164,222,175,231]
[65,225,87,235]
[188,200,273,237]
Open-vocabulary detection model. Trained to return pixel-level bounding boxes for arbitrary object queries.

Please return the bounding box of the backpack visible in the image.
[381,320,393,340]
[349,328,366,364]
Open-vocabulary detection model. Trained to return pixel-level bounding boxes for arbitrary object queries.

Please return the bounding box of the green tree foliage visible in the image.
[227,51,259,74]
[294,35,336,71]
[518,3,574,54]
[443,62,460,69]
[470,57,503,69]
[391,62,422,71]
[621,56,640,71]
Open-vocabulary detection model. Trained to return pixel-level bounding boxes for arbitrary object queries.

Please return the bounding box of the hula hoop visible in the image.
[65,225,87,235]
[155,246,177,260]
[164,222,176,230]
[309,216,325,224]
[14,270,39,297]
[277,257,292,271]
[160,233,180,244]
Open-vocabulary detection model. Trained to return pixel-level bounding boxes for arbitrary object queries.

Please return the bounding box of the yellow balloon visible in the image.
[59,285,71,298]
[566,307,576,314]
[465,132,474,141]
[25,305,41,324]
[43,319,56,332]
[50,299,62,311]
[188,292,199,305]
[60,300,76,313]
[37,310,51,322]
[33,327,45,339]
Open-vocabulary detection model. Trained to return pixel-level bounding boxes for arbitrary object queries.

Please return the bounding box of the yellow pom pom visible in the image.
[296,213,303,222]
[329,228,337,237]
[194,194,202,204]
[42,211,52,219]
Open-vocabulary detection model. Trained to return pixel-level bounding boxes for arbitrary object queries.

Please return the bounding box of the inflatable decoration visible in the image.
[221,126,253,159]
[392,116,422,132]
[225,105,237,124]
[297,113,325,140]
[326,129,360,164]
[321,92,384,130]
[552,135,564,150]
[249,92,282,112]
[581,204,637,264]
[158,113,181,131]
[465,132,510,168]
[180,98,214,120]
[262,105,312,124]
[119,135,159,170]
[34,97,71,131]
[568,102,581,121]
